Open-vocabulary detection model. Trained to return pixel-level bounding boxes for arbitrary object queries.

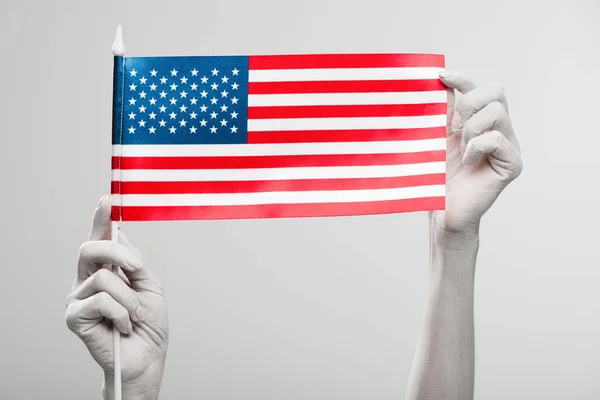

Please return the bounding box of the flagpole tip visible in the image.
[111,25,126,56]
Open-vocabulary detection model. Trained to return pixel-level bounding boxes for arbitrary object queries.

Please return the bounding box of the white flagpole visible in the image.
[111,24,125,400]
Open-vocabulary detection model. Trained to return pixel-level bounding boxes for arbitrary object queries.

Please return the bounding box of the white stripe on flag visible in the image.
[113,184,445,206]
[247,115,446,132]
[114,139,445,157]
[115,162,446,182]
[247,91,447,107]
[248,67,444,82]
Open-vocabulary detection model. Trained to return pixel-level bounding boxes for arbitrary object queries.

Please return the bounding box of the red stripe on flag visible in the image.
[249,54,445,70]
[111,180,120,194]
[247,127,446,144]
[247,103,446,119]
[112,196,445,221]
[115,151,445,170]
[112,174,446,195]
[248,79,446,94]
[111,205,121,222]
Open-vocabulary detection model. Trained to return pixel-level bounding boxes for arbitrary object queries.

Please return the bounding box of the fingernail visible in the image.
[126,252,143,269]
[97,194,107,208]
[439,70,454,79]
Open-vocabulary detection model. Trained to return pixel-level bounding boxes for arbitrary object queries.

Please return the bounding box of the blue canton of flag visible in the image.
[117,57,248,145]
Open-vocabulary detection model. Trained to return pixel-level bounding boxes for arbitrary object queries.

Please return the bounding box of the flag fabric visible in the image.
[111,54,447,221]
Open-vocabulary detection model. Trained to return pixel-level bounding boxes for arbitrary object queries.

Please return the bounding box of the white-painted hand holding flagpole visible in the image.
[64,26,168,400]
[66,194,169,400]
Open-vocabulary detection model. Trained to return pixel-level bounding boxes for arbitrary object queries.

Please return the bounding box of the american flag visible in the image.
[111,54,447,221]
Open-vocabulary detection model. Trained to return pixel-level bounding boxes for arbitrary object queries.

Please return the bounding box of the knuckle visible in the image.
[485,131,504,151]
[490,130,504,142]
[78,241,91,259]
[65,292,76,308]
[89,268,109,289]
[470,139,484,154]
[489,102,509,129]
[462,122,479,142]
[94,267,112,282]
[512,156,524,177]
[490,101,506,116]
[486,81,505,99]
[96,291,111,306]
[65,304,78,331]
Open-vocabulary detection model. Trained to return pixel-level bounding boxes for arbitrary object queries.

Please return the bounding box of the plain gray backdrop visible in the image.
[1,0,599,399]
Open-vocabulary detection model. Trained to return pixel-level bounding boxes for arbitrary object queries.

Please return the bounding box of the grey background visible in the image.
[1,0,599,399]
